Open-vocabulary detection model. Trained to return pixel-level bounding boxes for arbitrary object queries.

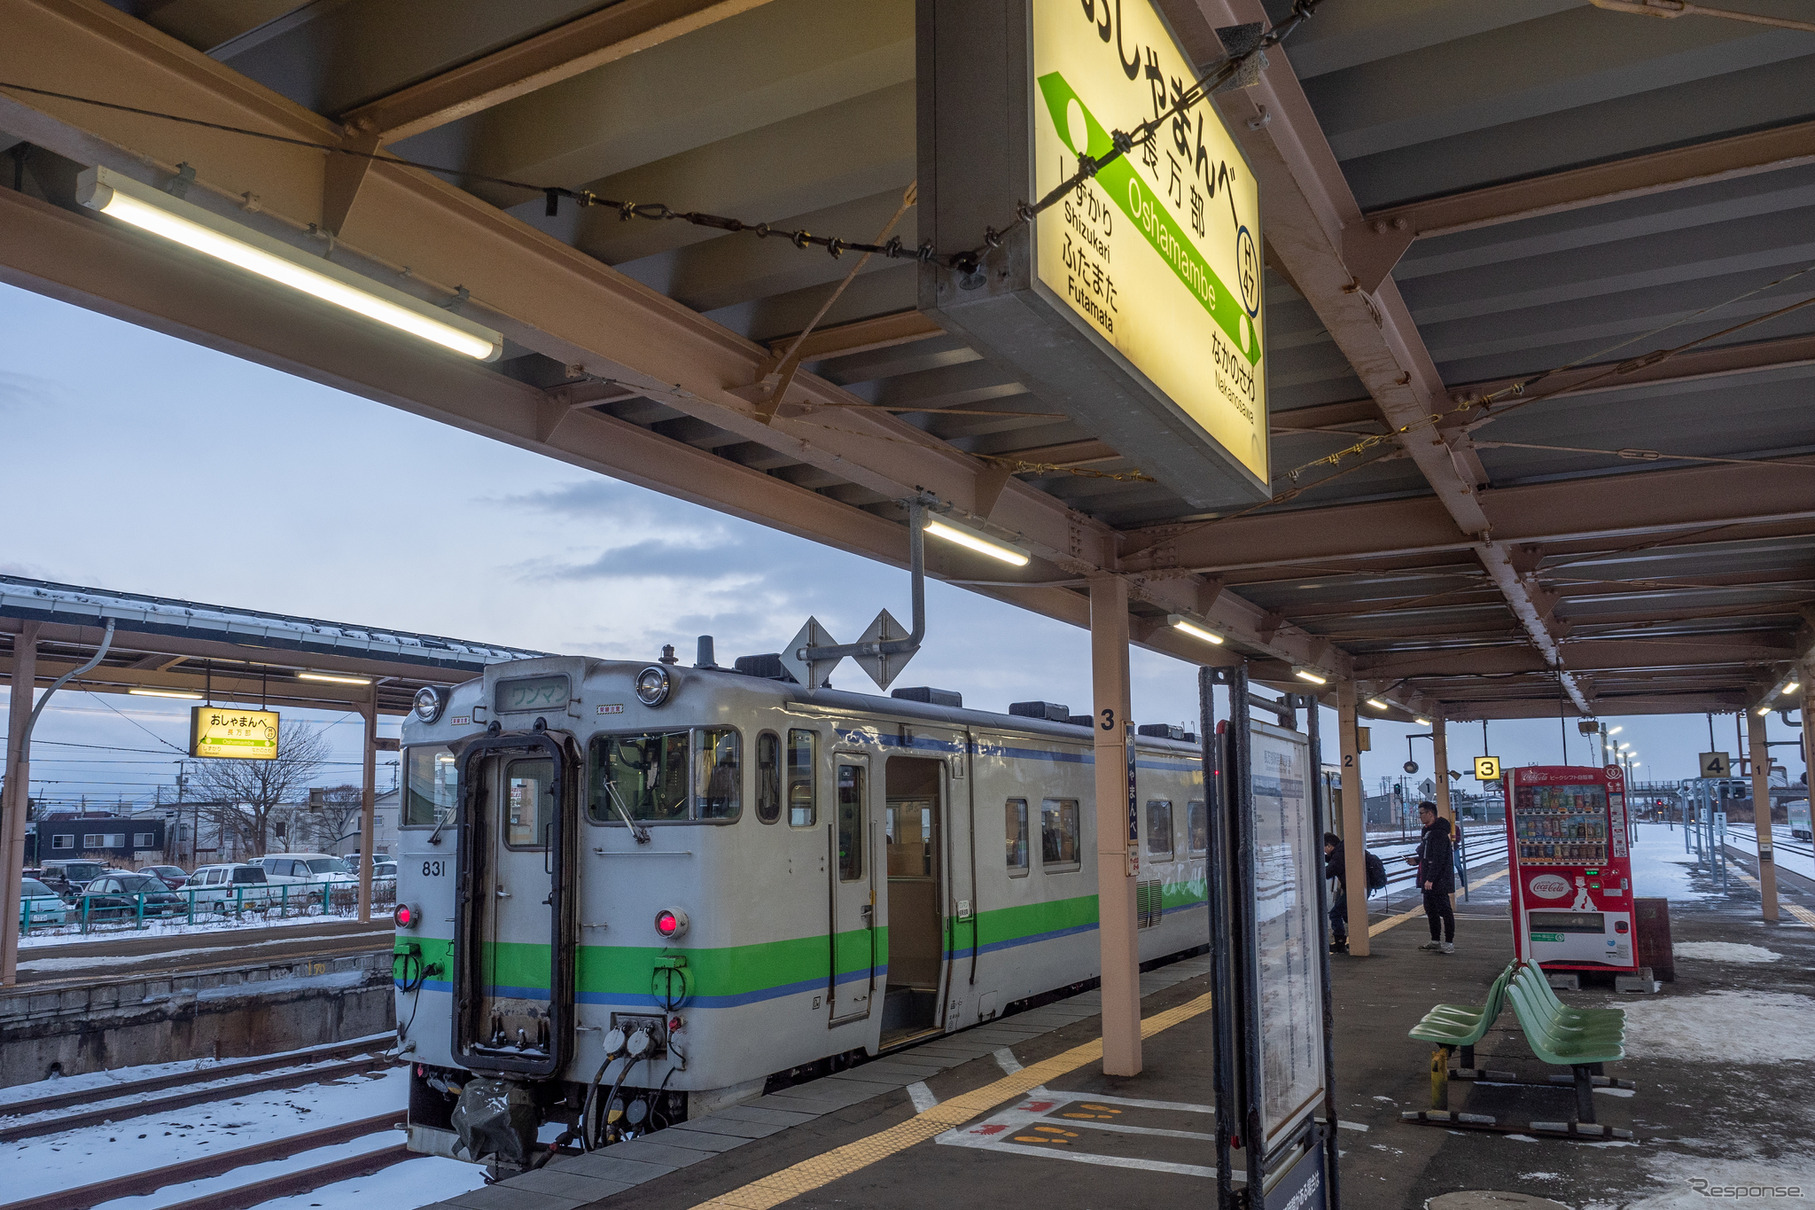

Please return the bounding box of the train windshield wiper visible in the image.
[605,782,653,846]
[428,806,453,847]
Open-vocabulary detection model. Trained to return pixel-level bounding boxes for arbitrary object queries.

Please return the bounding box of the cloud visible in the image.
[0,369,61,414]
[496,478,646,518]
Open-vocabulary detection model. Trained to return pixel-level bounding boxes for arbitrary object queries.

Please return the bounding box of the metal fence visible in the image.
[18,880,397,937]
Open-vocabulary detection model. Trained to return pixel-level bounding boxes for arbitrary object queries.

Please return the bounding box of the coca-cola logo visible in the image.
[1529,874,1571,900]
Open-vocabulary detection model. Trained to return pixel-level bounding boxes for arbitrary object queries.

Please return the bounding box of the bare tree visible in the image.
[300,783,365,853]
[190,722,330,857]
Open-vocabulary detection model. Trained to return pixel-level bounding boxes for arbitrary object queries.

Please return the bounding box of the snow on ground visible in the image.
[1723,822,1815,882]
[91,1134,400,1210]
[1,1065,407,1202]
[0,1034,390,1105]
[1618,991,1815,1064]
[1672,941,1783,964]
[1625,824,1737,907]
[239,1154,488,1210]
[19,932,384,972]
[1585,1152,1815,1210]
[21,910,380,949]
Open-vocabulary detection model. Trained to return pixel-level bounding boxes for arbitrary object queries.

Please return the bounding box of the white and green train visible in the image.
[393,648,1208,1167]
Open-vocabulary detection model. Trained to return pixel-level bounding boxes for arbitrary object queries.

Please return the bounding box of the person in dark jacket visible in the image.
[1323,832,1348,954]
[1406,801,1455,952]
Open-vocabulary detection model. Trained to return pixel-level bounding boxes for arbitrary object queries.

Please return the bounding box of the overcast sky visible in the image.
[1,282,1806,815]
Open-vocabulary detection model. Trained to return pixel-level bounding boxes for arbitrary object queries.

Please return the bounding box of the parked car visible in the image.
[37,859,112,898]
[18,877,73,927]
[138,864,190,889]
[75,872,186,920]
[187,863,277,911]
[250,853,359,905]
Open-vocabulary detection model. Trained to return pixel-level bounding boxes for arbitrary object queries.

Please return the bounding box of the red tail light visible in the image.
[394,903,417,929]
[654,908,689,939]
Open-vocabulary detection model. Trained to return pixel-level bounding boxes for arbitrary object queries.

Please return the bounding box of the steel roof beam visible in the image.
[1359,635,1794,679]
[339,0,777,145]
[0,180,1319,681]
[1176,0,1591,715]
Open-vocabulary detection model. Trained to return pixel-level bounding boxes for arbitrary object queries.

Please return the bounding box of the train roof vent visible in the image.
[732,653,799,683]
[1063,714,1092,727]
[1138,723,1195,742]
[892,686,963,708]
[1010,701,1072,722]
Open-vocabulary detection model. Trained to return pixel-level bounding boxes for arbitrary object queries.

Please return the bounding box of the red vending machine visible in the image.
[1505,764,1638,974]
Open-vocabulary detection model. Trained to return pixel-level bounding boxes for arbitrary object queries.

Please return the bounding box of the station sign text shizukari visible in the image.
[1031,0,1267,484]
[191,706,280,760]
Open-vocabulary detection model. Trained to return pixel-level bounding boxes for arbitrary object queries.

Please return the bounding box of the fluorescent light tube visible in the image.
[1414,717,1431,726]
[1292,668,1327,685]
[77,167,502,361]
[1366,698,1389,710]
[923,516,1030,567]
[1166,615,1224,645]
[299,671,373,686]
[129,687,203,699]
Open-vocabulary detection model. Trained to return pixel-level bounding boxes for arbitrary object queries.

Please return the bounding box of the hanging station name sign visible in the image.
[1030,0,1267,483]
[191,707,281,760]
[918,0,1271,509]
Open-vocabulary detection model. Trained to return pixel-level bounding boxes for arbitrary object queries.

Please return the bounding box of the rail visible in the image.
[17,878,397,938]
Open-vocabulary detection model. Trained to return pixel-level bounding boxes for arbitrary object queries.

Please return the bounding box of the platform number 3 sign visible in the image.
[1474,755,1502,781]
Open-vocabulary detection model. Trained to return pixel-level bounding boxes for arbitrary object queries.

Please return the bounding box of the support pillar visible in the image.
[1089,575,1140,1076]
[2,622,41,987]
[1432,716,1457,907]
[1748,708,1779,922]
[1337,681,1370,956]
[357,687,377,924]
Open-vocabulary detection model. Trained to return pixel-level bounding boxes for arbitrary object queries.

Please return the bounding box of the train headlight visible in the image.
[413,686,447,723]
[394,902,419,929]
[634,665,672,707]
[654,907,689,940]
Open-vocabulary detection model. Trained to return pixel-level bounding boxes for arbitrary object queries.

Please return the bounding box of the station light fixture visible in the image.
[1608,726,1623,735]
[1366,698,1389,710]
[128,687,203,699]
[922,515,1030,567]
[1165,615,1224,646]
[76,166,504,362]
[1415,717,1431,727]
[1292,667,1328,685]
[1757,705,1774,716]
[1786,680,1802,694]
[298,671,373,686]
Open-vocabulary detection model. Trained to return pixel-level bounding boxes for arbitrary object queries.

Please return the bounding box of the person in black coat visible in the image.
[1405,801,1455,953]
[1322,832,1348,954]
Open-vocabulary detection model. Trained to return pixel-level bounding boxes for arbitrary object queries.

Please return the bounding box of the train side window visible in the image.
[837,764,864,881]
[1041,798,1081,872]
[788,729,817,827]
[403,745,457,827]
[1187,800,1208,854]
[502,758,556,849]
[1145,799,1174,858]
[1005,798,1029,876]
[695,728,741,821]
[755,731,782,824]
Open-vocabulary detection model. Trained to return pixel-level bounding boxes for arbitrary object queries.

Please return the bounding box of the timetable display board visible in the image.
[1248,720,1325,1151]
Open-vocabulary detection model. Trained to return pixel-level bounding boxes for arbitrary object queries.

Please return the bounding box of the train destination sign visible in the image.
[918,0,1271,509]
[190,706,280,760]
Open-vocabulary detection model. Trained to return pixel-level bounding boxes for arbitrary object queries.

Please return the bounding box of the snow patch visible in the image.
[1672,941,1783,965]
[1619,991,1815,1063]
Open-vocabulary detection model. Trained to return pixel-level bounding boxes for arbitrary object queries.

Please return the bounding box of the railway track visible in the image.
[2,1111,409,1210]
[0,1035,394,1133]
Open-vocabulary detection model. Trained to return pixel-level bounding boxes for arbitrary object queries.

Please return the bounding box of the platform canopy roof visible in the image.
[0,575,548,715]
[2,0,1813,721]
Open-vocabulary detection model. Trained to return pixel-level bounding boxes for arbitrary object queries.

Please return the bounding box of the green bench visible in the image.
[1506,965,1626,1124]
[1406,962,1635,1136]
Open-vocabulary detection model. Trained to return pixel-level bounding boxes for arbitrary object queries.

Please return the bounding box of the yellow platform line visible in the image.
[691,991,1215,1209]
[1727,864,1815,929]
[1369,866,1510,938]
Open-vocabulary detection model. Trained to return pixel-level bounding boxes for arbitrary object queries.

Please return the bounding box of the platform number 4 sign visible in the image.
[1474,755,1501,781]
[1699,751,1731,778]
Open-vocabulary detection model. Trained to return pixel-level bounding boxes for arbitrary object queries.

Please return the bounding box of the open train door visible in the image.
[453,730,578,1079]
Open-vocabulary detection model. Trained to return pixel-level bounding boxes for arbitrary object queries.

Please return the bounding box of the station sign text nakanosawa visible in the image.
[190,706,281,760]
[1030,0,1266,485]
